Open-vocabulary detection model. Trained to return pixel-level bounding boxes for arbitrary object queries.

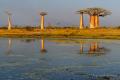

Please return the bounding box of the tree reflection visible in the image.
[20,39,35,43]
[40,38,47,53]
[80,42,109,56]
[80,42,84,53]
[89,42,100,54]
[6,38,13,55]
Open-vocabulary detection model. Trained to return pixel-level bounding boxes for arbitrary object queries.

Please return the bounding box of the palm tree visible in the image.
[76,9,87,29]
[86,7,111,28]
[5,11,12,30]
[40,12,47,30]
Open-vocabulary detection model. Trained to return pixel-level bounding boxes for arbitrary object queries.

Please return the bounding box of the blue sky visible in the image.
[0,0,119,27]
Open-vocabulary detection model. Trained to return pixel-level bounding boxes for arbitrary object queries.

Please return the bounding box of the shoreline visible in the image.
[0,28,120,40]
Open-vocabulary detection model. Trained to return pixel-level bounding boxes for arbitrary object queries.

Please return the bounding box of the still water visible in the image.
[0,38,120,80]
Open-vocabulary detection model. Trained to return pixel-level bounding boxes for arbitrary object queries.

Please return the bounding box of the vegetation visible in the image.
[0,26,120,39]
[77,7,111,28]
[0,7,114,39]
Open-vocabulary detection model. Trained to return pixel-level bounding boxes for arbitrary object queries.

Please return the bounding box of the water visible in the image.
[0,38,120,80]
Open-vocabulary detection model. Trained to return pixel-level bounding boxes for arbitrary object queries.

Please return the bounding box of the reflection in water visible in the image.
[20,39,35,43]
[80,42,84,53]
[40,38,47,53]
[88,42,109,54]
[80,42,109,55]
[0,38,119,80]
[48,39,109,56]
[6,38,13,55]
[89,42,100,54]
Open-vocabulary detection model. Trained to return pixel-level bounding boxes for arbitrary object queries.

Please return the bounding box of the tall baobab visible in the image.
[94,8,111,28]
[77,10,87,29]
[86,7,111,28]
[40,12,47,30]
[5,11,12,30]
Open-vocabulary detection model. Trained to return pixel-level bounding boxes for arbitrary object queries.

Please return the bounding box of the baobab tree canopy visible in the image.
[99,10,111,17]
[83,7,111,17]
[77,7,111,17]
[40,12,47,16]
[76,9,87,14]
[86,7,111,28]
[5,11,12,16]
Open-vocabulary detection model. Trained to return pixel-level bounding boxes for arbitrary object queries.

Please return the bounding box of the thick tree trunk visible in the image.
[8,16,12,30]
[41,16,44,30]
[95,15,99,28]
[79,13,84,29]
[90,15,95,28]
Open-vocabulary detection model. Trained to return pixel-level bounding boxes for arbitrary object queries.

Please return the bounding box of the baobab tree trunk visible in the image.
[90,15,95,28]
[79,13,84,29]
[8,16,12,30]
[41,16,44,30]
[95,15,99,28]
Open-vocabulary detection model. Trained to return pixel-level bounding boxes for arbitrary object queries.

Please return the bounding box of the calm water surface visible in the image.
[0,38,120,80]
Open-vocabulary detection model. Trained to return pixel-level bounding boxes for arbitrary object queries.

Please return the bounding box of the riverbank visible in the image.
[0,28,120,39]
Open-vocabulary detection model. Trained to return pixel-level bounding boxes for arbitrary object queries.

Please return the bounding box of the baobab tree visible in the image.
[86,7,111,28]
[76,9,87,29]
[5,11,12,30]
[99,10,111,17]
[40,12,47,30]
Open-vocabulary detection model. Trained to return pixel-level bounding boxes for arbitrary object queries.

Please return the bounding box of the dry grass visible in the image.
[0,28,120,39]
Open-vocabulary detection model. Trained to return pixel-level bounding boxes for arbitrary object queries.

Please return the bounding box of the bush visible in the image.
[25,26,34,31]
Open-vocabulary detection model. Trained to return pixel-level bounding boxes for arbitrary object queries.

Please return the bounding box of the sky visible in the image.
[0,0,120,27]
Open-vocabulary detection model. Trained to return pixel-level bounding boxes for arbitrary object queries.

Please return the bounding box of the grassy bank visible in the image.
[0,28,120,39]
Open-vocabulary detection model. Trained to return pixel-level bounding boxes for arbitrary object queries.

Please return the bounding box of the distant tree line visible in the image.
[0,25,120,30]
